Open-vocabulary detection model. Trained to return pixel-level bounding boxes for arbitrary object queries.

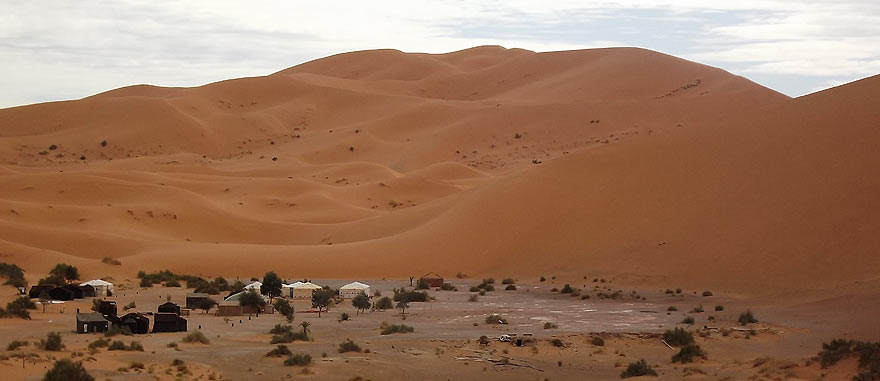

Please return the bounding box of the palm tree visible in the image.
[300,321,311,336]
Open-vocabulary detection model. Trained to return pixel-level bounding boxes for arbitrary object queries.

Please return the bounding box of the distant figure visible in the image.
[410,276,414,286]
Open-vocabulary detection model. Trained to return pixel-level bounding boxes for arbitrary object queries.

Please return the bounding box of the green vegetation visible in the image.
[439,282,456,291]
[266,344,292,357]
[352,292,371,315]
[738,310,758,325]
[620,359,657,378]
[375,296,393,310]
[817,339,880,380]
[239,289,266,308]
[539,276,546,282]
[672,344,707,363]
[38,264,79,285]
[560,284,575,294]
[485,314,507,324]
[393,287,428,302]
[662,327,695,347]
[682,316,695,324]
[690,305,704,313]
[311,289,332,317]
[274,298,294,320]
[591,336,605,346]
[338,339,362,353]
[103,325,132,337]
[416,278,430,290]
[7,339,28,351]
[501,278,515,285]
[667,306,678,311]
[544,322,557,329]
[381,323,414,335]
[715,305,724,311]
[0,263,26,288]
[163,279,181,287]
[702,290,713,296]
[40,332,64,351]
[283,353,312,366]
[123,301,136,311]
[269,325,309,343]
[3,296,36,319]
[43,359,94,381]
[87,338,110,350]
[550,338,565,348]
[260,272,283,298]
[505,284,517,290]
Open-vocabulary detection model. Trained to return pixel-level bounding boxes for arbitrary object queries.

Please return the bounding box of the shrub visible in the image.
[468,294,478,302]
[668,306,678,311]
[338,312,351,322]
[485,314,507,324]
[128,361,144,369]
[167,342,178,349]
[675,288,682,294]
[7,340,28,350]
[715,305,724,311]
[665,289,674,294]
[550,287,559,292]
[270,331,309,344]
[108,341,127,351]
[560,284,574,294]
[104,325,132,337]
[738,310,758,325]
[87,338,109,350]
[505,284,517,291]
[266,345,292,357]
[128,341,144,351]
[392,288,428,302]
[682,316,695,324]
[663,327,694,347]
[416,278,430,290]
[483,278,495,284]
[123,301,136,311]
[270,324,293,335]
[539,276,546,282]
[591,336,605,346]
[620,359,657,378]
[672,344,707,363]
[239,289,266,308]
[338,339,362,353]
[702,291,713,296]
[375,296,393,310]
[43,359,94,381]
[284,353,312,366]
[381,324,414,335]
[40,332,64,351]
[101,257,121,265]
[581,295,590,300]
[501,278,515,285]
[164,279,181,287]
[544,322,557,329]
[440,283,455,291]
[181,330,210,344]
[0,263,27,288]
[690,305,704,313]
[549,338,565,348]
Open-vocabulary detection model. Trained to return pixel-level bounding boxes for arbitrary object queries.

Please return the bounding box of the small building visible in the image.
[47,287,75,301]
[339,282,371,299]
[80,279,115,297]
[185,293,212,309]
[29,284,56,299]
[119,313,150,334]
[62,284,86,299]
[420,272,444,288]
[152,312,186,333]
[76,313,109,333]
[291,282,322,299]
[158,301,181,315]
[79,284,96,298]
[98,300,117,316]
[216,302,243,316]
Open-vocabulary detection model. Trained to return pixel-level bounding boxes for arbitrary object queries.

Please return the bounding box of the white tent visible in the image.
[282,282,303,298]
[80,279,115,297]
[339,282,370,299]
[291,282,322,299]
[244,281,262,291]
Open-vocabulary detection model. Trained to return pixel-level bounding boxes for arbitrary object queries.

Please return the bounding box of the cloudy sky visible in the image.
[1,0,878,108]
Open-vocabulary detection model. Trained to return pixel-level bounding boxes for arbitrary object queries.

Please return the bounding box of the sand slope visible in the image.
[1,46,876,296]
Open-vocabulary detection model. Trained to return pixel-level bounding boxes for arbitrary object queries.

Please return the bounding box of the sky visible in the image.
[1,0,878,108]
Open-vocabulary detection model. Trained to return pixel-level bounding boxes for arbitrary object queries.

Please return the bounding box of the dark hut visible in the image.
[120,313,150,334]
[152,312,187,332]
[158,301,181,315]
[76,313,109,333]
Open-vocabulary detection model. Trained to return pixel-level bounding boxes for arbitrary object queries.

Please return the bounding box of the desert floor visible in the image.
[0,276,870,380]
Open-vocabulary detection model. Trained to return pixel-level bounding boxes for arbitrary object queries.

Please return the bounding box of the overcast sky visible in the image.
[1,0,878,108]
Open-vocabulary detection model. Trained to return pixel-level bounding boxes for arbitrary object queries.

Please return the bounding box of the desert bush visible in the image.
[581,295,590,300]
[167,341,178,349]
[672,344,707,363]
[468,294,478,302]
[104,325,132,337]
[123,301,136,311]
[181,330,210,344]
[620,359,657,378]
[415,278,430,290]
[108,340,127,351]
[668,306,678,311]
[682,316,695,324]
[43,359,94,381]
[483,278,495,284]
[40,332,64,351]
[128,361,144,369]
[375,296,393,310]
[127,341,144,351]
[392,288,428,302]
[663,327,694,347]
[338,339,362,353]
[338,312,351,322]
[7,339,27,350]
[239,289,266,308]
[738,310,758,325]
[539,276,546,282]
[702,290,713,296]
[439,282,456,291]
[381,324,414,335]
[550,287,559,292]
[560,284,575,294]
[665,289,674,294]
[101,257,121,266]
[690,305,704,313]
[544,322,557,329]
[501,278,515,285]
[715,305,724,311]
[271,331,309,344]
[549,338,565,348]
[0,263,26,288]
[817,339,880,380]
[505,284,517,291]
[270,324,293,335]
[675,288,682,294]
[164,279,181,287]
[485,314,507,324]
[87,338,109,350]
[266,344,292,357]
[284,353,312,366]
[591,336,605,346]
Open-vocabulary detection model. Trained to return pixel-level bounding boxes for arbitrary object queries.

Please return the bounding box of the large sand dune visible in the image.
[1,46,876,296]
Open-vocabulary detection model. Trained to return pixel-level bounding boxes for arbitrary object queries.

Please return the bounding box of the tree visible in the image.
[43,359,94,381]
[39,291,50,313]
[196,298,217,314]
[352,292,371,315]
[229,279,246,294]
[311,289,332,317]
[260,272,283,298]
[299,321,311,336]
[274,298,294,321]
[238,289,266,309]
[396,299,409,315]
[40,264,79,285]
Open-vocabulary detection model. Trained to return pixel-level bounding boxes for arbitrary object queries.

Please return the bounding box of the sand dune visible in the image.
[0,46,875,300]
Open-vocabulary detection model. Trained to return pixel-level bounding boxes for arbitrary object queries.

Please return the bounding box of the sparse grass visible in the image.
[816,338,880,380]
[338,339,362,353]
[620,359,657,378]
[668,306,678,311]
[485,314,507,324]
[6,340,28,351]
[284,353,312,366]
[381,323,414,335]
[270,331,309,344]
[181,330,210,344]
[690,305,704,313]
[682,316,695,325]
[702,291,713,296]
[672,344,707,363]
[738,310,758,325]
[87,338,110,350]
[101,257,121,265]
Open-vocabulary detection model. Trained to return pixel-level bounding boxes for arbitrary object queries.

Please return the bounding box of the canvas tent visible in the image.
[243,281,262,291]
[339,282,370,299]
[80,279,115,297]
[291,282,322,299]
